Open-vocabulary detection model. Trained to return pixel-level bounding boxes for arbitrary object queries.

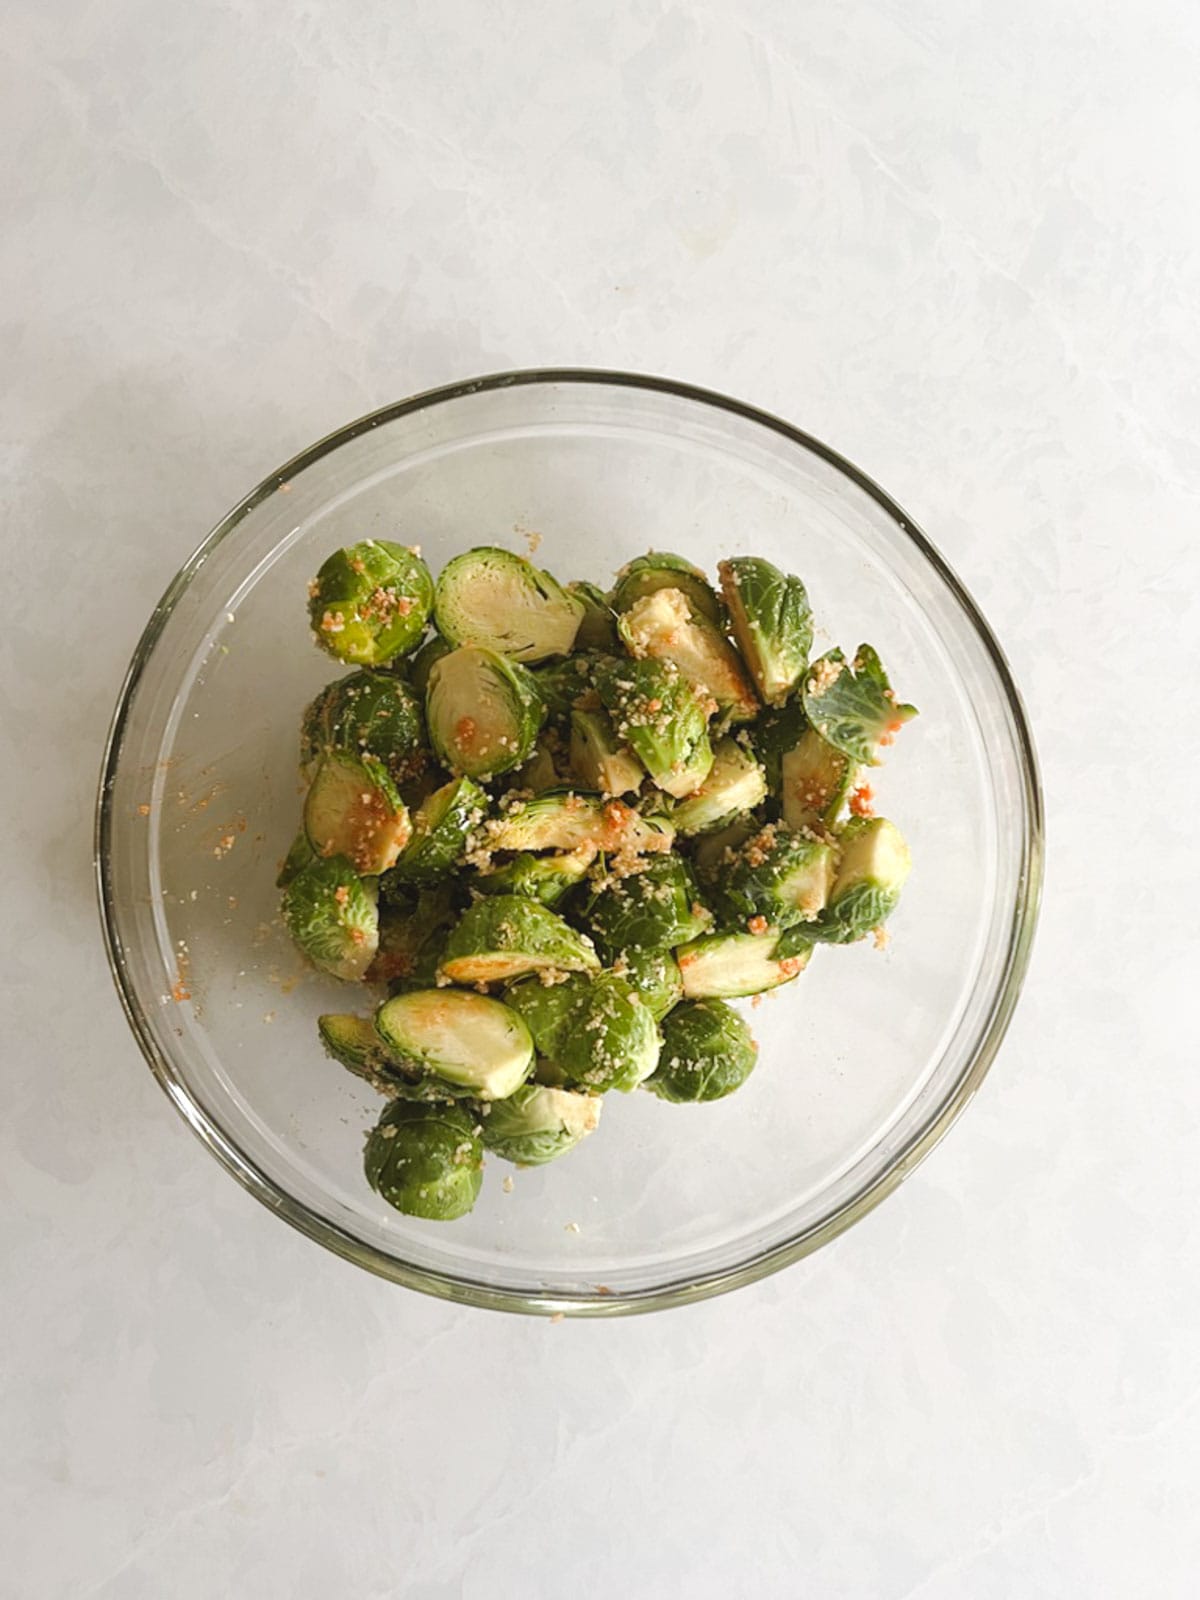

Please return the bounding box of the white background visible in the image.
[3,2,1199,1596]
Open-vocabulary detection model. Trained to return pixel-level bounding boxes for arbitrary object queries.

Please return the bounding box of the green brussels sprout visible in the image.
[569,708,645,797]
[644,998,757,1103]
[718,557,813,706]
[503,738,566,795]
[308,541,433,666]
[300,670,427,783]
[566,581,619,650]
[779,816,912,948]
[375,989,534,1099]
[716,822,837,931]
[438,895,600,984]
[426,645,546,779]
[780,727,859,831]
[531,653,601,719]
[609,551,724,626]
[385,776,487,885]
[474,845,597,907]
[689,813,761,882]
[433,546,583,662]
[479,787,675,856]
[304,750,413,875]
[612,947,683,1021]
[552,971,662,1093]
[503,973,588,1059]
[618,587,758,725]
[408,632,453,697]
[280,855,378,981]
[802,644,918,766]
[577,856,713,958]
[748,699,809,797]
[676,928,811,999]
[593,656,714,799]
[365,1099,483,1220]
[317,1013,459,1101]
[670,736,767,836]
[479,1083,602,1166]
[276,829,317,888]
[366,882,459,989]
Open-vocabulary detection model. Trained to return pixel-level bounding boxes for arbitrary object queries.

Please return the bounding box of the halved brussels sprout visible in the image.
[578,856,712,958]
[304,750,412,875]
[386,776,487,885]
[308,541,433,666]
[609,552,724,626]
[408,632,453,697]
[718,557,813,706]
[780,816,912,947]
[567,581,619,650]
[689,813,761,882]
[643,999,757,1103]
[365,1099,483,1220]
[434,546,583,662]
[676,928,811,999]
[474,845,596,907]
[480,788,674,855]
[426,645,545,779]
[671,736,767,836]
[716,822,837,930]
[480,1083,602,1166]
[552,971,662,1093]
[276,829,317,888]
[438,895,600,984]
[802,644,918,766]
[375,989,534,1099]
[618,587,758,724]
[593,656,714,799]
[300,670,427,783]
[280,855,378,981]
[781,728,858,831]
[612,947,683,1021]
[531,653,600,719]
[569,709,644,797]
[367,882,459,989]
[317,1013,458,1101]
[503,973,589,1059]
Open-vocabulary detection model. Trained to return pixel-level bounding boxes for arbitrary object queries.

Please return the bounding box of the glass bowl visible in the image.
[96,370,1042,1316]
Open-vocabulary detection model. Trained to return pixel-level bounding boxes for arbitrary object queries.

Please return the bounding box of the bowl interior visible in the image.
[100,374,1039,1312]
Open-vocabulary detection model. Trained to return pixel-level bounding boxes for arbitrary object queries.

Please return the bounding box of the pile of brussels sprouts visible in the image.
[280,540,916,1221]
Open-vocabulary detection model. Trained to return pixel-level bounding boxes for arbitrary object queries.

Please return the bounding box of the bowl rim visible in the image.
[95,366,1044,1317]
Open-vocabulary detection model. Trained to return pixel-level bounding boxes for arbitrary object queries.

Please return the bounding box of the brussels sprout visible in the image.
[610,552,724,626]
[504,739,565,795]
[438,895,601,984]
[480,1083,602,1166]
[375,989,534,1099]
[781,728,858,831]
[643,999,757,1103]
[716,822,837,930]
[689,813,761,882]
[718,557,813,706]
[366,883,459,989]
[593,656,714,799]
[780,816,912,948]
[474,845,597,907]
[503,973,588,1059]
[676,928,811,999]
[426,645,545,779]
[612,947,683,1021]
[748,699,809,797]
[300,670,427,783]
[578,856,712,958]
[280,855,378,981]
[618,587,758,725]
[365,1099,483,1220]
[479,788,674,856]
[531,653,599,719]
[304,750,413,875]
[276,829,317,888]
[408,632,453,697]
[552,971,662,1093]
[802,644,918,766]
[434,546,583,663]
[308,541,433,666]
[671,736,767,836]
[317,1013,458,1101]
[569,709,645,797]
[567,581,619,650]
[385,776,487,885]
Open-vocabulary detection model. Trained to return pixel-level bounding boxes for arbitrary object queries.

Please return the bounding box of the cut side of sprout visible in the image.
[676,928,811,999]
[618,587,758,724]
[426,645,545,779]
[374,989,534,1099]
[671,737,767,835]
[434,546,583,662]
[304,751,412,875]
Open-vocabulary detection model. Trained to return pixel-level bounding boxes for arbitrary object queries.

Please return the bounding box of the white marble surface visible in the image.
[3,1,1199,1594]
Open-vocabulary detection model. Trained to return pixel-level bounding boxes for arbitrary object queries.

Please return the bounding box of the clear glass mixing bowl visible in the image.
[96,370,1042,1316]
